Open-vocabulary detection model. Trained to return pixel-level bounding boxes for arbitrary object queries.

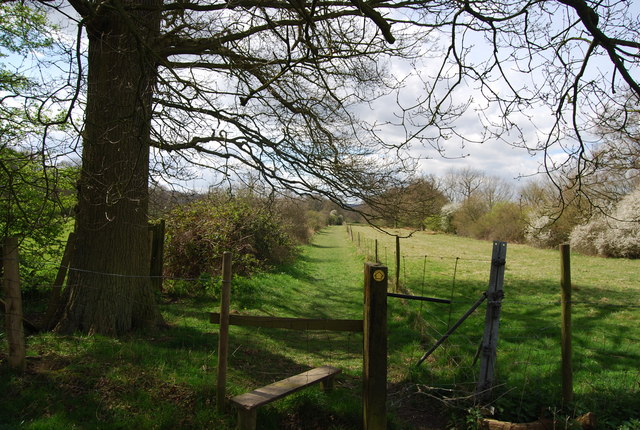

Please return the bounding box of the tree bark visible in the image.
[53,0,163,335]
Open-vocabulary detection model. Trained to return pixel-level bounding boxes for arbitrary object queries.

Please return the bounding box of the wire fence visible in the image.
[350,225,640,422]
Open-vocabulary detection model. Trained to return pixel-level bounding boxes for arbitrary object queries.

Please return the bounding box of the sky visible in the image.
[8,0,637,195]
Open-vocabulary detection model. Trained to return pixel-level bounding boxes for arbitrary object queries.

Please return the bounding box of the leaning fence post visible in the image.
[364,262,388,430]
[45,231,76,329]
[476,241,507,402]
[216,252,232,413]
[560,243,573,405]
[2,237,26,372]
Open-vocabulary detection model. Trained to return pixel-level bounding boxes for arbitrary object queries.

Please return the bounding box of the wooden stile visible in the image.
[210,256,388,430]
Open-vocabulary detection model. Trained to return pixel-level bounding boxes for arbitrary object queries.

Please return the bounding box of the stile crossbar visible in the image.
[387,292,451,304]
[209,313,363,332]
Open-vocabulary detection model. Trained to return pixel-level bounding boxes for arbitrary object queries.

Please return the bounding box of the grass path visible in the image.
[240,226,364,320]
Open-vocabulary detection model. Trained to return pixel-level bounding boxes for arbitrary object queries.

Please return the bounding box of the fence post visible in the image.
[149,220,165,291]
[375,239,379,263]
[217,252,232,412]
[2,237,26,372]
[476,241,507,401]
[363,262,387,430]
[560,243,573,406]
[395,236,400,292]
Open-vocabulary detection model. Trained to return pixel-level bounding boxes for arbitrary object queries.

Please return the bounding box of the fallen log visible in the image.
[479,412,596,430]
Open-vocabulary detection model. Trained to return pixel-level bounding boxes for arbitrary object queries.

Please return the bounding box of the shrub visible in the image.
[0,149,76,291]
[273,198,314,244]
[525,205,583,249]
[164,196,298,283]
[451,196,489,237]
[469,202,526,242]
[438,202,460,233]
[570,189,640,258]
[328,209,344,225]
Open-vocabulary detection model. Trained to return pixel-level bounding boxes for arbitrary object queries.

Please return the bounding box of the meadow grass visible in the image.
[1,225,639,429]
[350,225,640,427]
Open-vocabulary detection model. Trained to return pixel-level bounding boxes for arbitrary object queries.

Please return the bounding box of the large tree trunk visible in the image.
[53,0,163,335]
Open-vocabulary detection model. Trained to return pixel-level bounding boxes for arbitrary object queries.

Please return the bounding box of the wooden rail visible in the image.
[209,313,363,332]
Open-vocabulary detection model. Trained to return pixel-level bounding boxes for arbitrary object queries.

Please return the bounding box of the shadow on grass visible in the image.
[390,276,640,427]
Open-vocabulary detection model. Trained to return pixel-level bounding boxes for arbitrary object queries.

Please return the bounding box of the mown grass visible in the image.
[1,225,639,429]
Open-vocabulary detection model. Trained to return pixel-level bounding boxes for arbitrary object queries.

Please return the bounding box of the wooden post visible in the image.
[476,241,507,401]
[149,220,165,291]
[395,236,400,292]
[45,232,76,329]
[217,252,232,413]
[375,239,379,263]
[2,237,26,372]
[358,232,361,248]
[363,262,387,430]
[560,243,573,405]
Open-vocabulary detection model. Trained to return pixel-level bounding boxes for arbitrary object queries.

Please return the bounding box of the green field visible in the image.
[1,225,639,429]
[350,225,640,428]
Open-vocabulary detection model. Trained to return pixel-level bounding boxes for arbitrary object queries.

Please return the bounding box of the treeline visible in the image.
[369,167,640,259]
[5,149,638,297]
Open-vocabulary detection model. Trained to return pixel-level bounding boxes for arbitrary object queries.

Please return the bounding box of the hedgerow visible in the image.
[164,195,298,284]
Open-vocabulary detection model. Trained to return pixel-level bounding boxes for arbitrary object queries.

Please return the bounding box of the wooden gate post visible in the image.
[217,252,232,412]
[149,220,165,291]
[2,237,26,372]
[476,241,507,401]
[560,243,573,405]
[395,236,400,292]
[363,262,387,430]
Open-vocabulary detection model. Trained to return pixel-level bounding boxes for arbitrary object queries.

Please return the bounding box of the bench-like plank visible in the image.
[231,365,341,411]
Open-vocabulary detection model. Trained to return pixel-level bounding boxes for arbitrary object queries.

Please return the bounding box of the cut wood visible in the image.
[479,412,596,430]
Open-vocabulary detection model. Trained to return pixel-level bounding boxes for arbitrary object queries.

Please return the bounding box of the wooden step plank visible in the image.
[231,366,341,410]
